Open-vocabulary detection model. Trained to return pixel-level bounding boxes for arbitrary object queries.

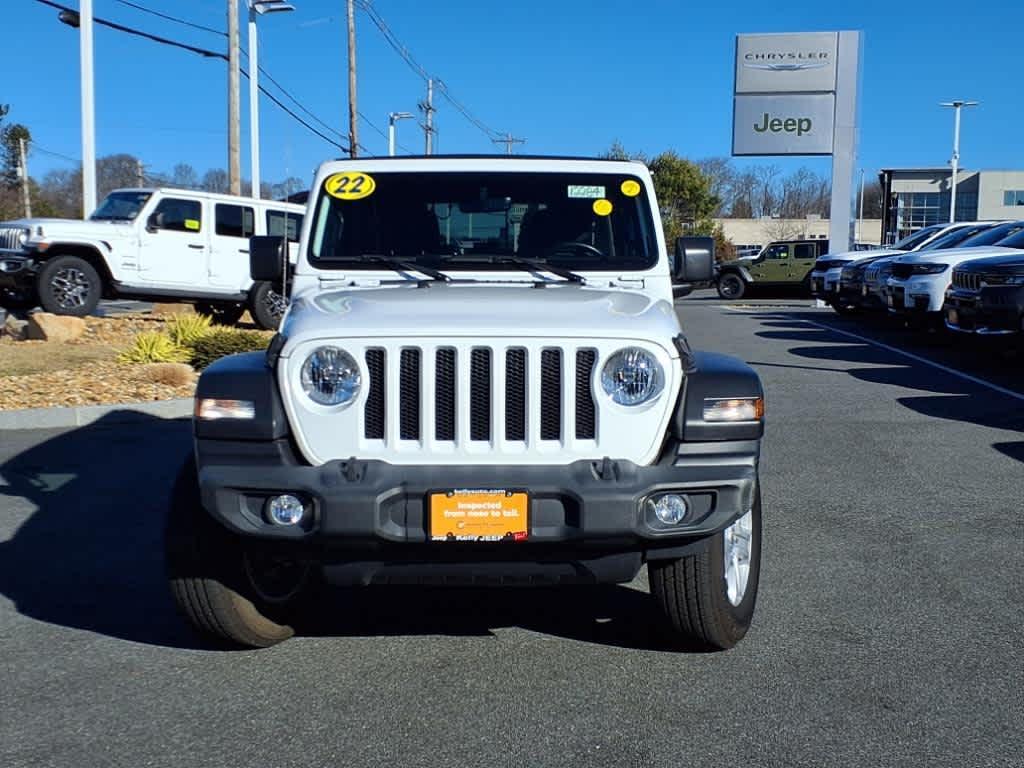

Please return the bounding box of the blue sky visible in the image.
[5,0,1022,190]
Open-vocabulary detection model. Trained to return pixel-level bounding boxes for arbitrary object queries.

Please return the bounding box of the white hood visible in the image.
[280,282,681,353]
[893,245,1020,267]
[1,217,134,239]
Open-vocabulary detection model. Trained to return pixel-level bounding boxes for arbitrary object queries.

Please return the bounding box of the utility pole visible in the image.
[940,100,978,224]
[136,158,145,187]
[419,79,435,155]
[18,138,32,218]
[80,0,97,216]
[346,0,358,158]
[228,0,242,194]
[492,133,526,155]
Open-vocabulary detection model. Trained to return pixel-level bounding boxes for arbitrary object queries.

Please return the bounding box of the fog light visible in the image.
[266,494,306,526]
[649,494,689,525]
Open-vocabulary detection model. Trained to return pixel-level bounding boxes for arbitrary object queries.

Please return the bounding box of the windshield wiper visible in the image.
[353,254,451,282]
[495,256,586,284]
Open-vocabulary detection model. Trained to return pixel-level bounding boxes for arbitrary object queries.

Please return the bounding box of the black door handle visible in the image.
[188,244,204,250]
[238,249,250,254]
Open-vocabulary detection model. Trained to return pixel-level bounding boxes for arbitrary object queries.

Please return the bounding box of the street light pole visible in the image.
[80,0,96,216]
[387,112,413,156]
[857,168,865,245]
[941,100,978,224]
[248,1,294,200]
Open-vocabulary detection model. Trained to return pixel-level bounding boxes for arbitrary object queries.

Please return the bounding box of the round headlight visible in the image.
[600,347,664,406]
[300,347,361,406]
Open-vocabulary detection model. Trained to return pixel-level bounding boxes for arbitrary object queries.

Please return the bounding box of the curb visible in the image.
[0,398,193,431]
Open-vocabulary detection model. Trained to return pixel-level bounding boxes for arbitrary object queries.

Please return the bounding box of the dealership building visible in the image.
[879,168,1024,244]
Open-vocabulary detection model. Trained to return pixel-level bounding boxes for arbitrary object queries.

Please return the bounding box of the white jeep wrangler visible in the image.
[167,156,765,650]
[0,187,304,329]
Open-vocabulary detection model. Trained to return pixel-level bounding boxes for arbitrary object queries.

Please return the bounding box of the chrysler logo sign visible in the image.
[743,57,829,72]
[735,33,839,93]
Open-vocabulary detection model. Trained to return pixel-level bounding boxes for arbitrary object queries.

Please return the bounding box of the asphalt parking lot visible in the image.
[1,293,1021,768]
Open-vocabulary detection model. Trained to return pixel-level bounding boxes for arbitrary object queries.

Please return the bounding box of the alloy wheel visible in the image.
[50,267,91,310]
[723,509,754,606]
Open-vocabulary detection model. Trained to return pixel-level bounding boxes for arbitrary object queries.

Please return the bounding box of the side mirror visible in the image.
[250,235,287,282]
[146,212,164,233]
[674,236,715,284]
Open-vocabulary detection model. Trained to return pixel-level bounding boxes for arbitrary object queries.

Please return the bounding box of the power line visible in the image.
[30,145,80,164]
[30,0,348,153]
[355,0,514,144]
[111,0,226,38]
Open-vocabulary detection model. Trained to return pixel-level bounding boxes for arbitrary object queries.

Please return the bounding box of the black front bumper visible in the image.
[0,254,33,288]
[195,438,759,583]
[944,288,1023,335]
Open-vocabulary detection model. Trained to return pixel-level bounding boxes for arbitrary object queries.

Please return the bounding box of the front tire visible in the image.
[716,272,746,300]
[36,255,101,316]
[649,483,762,651]
[165,457,303,648]
[249,281,288,330]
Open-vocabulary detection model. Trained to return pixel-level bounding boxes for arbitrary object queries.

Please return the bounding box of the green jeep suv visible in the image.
[716,239,830,300]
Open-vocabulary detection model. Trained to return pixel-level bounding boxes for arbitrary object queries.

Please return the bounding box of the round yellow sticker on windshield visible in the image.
[325,171,376,200]
[620,179,641,197]
[593,199,613,217]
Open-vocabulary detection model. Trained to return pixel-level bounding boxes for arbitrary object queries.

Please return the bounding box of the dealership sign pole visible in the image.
[733,31,862,255]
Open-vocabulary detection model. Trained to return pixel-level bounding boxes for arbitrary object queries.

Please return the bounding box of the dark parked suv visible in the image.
[944,253,1024,337]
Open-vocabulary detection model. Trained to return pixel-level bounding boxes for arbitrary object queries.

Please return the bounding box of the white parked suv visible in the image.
[809,222,992,313]
[166,155,766,651]
[886,221,1024,322]
[0,188,304,328]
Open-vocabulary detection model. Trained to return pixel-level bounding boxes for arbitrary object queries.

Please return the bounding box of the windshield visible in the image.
[994,229,1024,249]
[958,222,1024,248]
[918,224,993,251]
[891,224,945,251]
[308,171,657,272]
[89,191,152,221]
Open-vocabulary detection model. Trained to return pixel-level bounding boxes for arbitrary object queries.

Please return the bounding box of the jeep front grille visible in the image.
[952,271,981,291]
[283,337,678,467]
[363,344,596,443]
[0,227,27,252]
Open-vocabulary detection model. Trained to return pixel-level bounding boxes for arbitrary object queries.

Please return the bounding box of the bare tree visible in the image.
[202,168,230,194]
[171,163,200,190]
[696,157,735,216]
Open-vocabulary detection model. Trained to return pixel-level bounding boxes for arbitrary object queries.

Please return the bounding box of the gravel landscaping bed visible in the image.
[1,314,195,411]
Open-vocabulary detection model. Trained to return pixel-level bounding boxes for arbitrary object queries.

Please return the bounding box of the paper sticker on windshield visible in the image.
[593,199,613,217]
[620,179,641,198]
[568,185,605,199]
[184,219,200,231]
[325,171,376,201]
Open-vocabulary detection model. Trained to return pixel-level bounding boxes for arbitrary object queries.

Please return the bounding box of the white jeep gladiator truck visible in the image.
[167,156,766,651]
[0,187,304,328]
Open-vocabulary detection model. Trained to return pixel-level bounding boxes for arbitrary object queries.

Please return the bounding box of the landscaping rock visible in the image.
[3,315,29,341]
[151,303,194,316]
[26,313,86,343]
[140,362,197,388]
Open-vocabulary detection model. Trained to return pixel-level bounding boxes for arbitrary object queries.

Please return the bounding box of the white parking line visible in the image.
[724,305,1024,403]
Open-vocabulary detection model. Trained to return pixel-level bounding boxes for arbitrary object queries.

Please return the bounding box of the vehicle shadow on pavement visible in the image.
[0,413,689,652]
[299,583,689,652]
[0,412,202,649]
[748,312,1024,465]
